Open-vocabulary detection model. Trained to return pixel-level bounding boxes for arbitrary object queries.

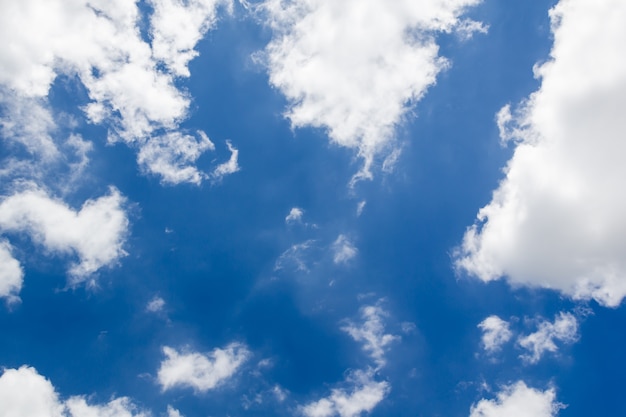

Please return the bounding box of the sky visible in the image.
[0,0,625,416]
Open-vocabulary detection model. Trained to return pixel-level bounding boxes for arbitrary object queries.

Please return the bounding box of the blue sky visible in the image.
[0,0,625,416]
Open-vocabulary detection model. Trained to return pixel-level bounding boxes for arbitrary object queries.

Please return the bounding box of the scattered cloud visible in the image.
[146,296,166,313]
[454,0,626,307]
[0,186,128,284]
[0,366,149,417]
[518,312,578,364]
[341,303,399,369]
[478,316,513,354]
[0,0,235,185]
[300,369,389,417]
[158,343,250,393]
[469,381,563,417]
[332,235,358,265]
[285,207,304,224]
[0,240,23,303]
[258,0,484,183]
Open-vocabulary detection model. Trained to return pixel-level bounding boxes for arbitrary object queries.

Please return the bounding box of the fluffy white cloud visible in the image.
[517,312,578,364]
[332,235,357,264]
[341,304,399,369]
[0,240,23,303]
[469,382,562,417]
[0,186,128,282]
[0,366,148,417]
[301,369,389,417]
[167,406,184,417]
[455,0,626,307]
[259,0,484,182]
[150,0,232,77]
[478,316,512,353]
[158,343,250,393]
[0,0,234,185]
[286,207,304,224]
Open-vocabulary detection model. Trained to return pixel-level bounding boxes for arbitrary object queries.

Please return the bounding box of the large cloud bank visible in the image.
[455,0,626,306]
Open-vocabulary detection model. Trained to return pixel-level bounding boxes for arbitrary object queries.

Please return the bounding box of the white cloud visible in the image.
[211,140,241,181]
[332,235,357,264]
[478,316,512,353]
[137,131,215,185]
[167,406,184,417]
[356,201,366,217]
[454,0,626,307]
[517,312,578,364]
[275,240,316,272]
[158,343,250,393]
[286,207,304,224]
[0,240,23,303]
[301,369,389,417]
[0,366,64,417]
[150,0,233,77]
[146,296,166,313]
[469,381,563,417]
[341,304,399,369]
[0,0,234,185]
[259,0,484,182]
[0,366,148,417]
[0,186,128,283]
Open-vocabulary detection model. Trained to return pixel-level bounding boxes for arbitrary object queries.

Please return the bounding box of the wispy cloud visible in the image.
[518,313,578,364]
[478,316,513,354]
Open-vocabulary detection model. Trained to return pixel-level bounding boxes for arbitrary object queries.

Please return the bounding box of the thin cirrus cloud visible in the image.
[0,366,152,417]
[469,381,563,417]
[0,186,128,285]
[454,0,626,307]
[258,0,485,183]
[157,343,250,393]
[0,0,237,185]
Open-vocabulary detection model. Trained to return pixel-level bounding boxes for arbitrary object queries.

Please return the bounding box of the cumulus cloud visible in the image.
[285,207,304,224]
[454,0,626,306]
[0,0,234,185]
[0,240,23,303]
[0,366,148,417]
[158,343,250,393]
[341,304,399,369]
[478,316,512,353]
[0,186,128,283]
[469,381,563,417]
[517,312,578,364]
[332,235,357,264]
[301,369,389,417]
[259,0,484,182]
